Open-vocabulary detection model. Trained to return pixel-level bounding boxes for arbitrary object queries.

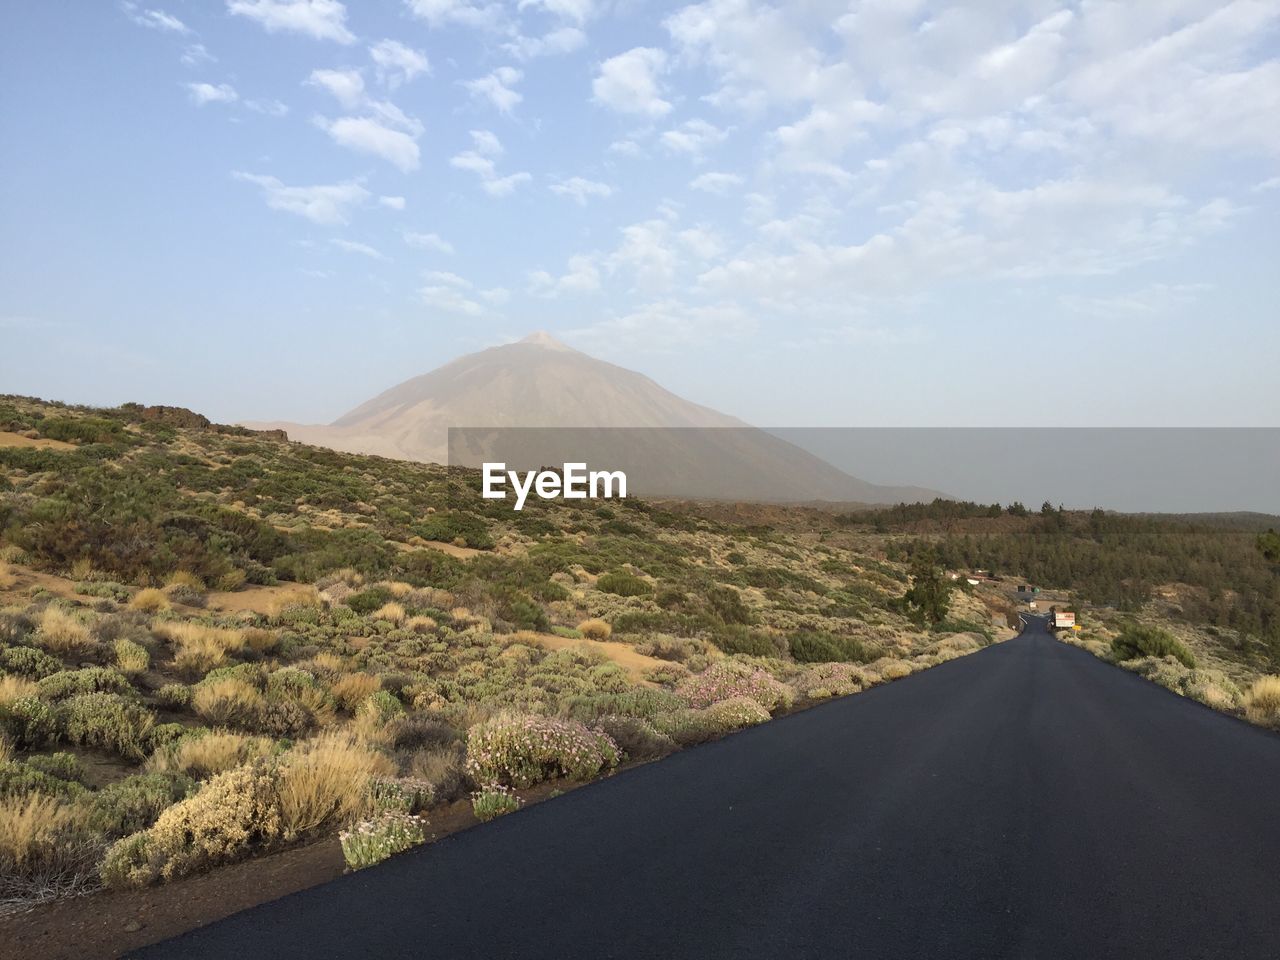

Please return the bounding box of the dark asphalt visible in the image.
[135,618,1280,960]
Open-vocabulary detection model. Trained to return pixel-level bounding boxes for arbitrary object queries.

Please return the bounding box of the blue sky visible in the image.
[1,0,1277,426]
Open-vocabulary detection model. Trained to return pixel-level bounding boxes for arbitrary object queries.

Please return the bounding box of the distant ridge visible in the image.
[246,333,944,505]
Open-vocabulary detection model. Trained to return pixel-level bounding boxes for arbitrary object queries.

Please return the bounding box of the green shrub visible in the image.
[0,756,89,800]
[594,715,675,760]
[707,586,753,625]
[58,692,155,760]
[596,572,652,597]
[789,632,878,664]
[713,626,779,657]
[0,646,61,679]
[0,696,56,747]
[86,772,194,838]
[1111,623,1196,668]
[36,667,132,700]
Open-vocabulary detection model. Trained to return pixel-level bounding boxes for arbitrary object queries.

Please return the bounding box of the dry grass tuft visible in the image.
[372,602,406,624]
[0,675,39,706]
[265,586,322,620]
[0,794,73,868]
[276,732,394,840]
[381,581,414,599]
[242,627,280,655]
[404,615,437,633]
[1243,675,1280,723]
[114,638,150,675]
[193,678,265,727]
[165,571,206,592]
[129,588,171,613]
[0,561,16,590]
[0,735,12,765]
[155,622,246,675]
[330,673,381,712]
[34,607,95,657]
[149,730,276,780]
[578,618,612,641]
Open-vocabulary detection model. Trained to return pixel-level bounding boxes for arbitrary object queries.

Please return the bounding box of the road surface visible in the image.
[136,618,1280,959]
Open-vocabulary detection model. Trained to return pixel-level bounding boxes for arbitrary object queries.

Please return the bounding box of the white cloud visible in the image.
[690,171,743,194]
[122,4,191,34]
[246,98,289,116]
[186,82,238,105]
[405,0,506,31]
[678,226,723,260]
[529,254,601,296]
[518,0,595,24]
[315,114,422,171]
[464,66,523,113]
[503,26,586,60]
[420,271,490,315]
[404,231,454,253]
[451,131,530,196]
[549,177,613,205]
[566,300,753,353]
[379,195,406,210]
[369,39,430,87]
[226,0,355,43]
[608,138,642,156]
[660,118,728,157]
[307,68,365,108]
[330,238,387,259]
[233,172,369,224]
[469,129,503,155]
[180,43,215,67]
[483,172,533,197]
[608,218,679,290]
[592,48,670,116]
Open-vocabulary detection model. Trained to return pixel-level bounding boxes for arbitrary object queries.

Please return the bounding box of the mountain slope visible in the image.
[250,333,942,504]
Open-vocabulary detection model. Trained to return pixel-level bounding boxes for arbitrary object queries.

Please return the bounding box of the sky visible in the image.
[1,0,1278,428]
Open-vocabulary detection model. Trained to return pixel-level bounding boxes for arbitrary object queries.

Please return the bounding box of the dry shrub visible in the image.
[404,616,437,634]
[242,627,279,655]
[114,638,150,675]
[878,659,914,681]
[0,674,39,706]
[0,562,16,590]
[149,731,276,780]
[1244,675,1280,723]
[449,606,473,624]
[164,571,205,592]
[129,588,170,614]
[214,569,247,592]
[34,607,95,657]
[276,732,393,840]
[265,586,321,621]
[405,745,467,804]
[101,760,282,888]
[578,618,612,641]
[372,602,406,624]
[381,581,413,599]
[330,673,381,712]
[308,652,346,678]
[193,678,265,727]
[156,622,246,676]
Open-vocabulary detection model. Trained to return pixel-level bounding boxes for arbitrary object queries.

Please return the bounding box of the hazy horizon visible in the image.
[3,2,1279,428]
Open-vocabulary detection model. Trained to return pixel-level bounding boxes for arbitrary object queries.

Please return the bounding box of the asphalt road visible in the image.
[136,618,1280,959]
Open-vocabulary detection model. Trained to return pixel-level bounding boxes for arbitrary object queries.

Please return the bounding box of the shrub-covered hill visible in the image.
[0,395,1009,907]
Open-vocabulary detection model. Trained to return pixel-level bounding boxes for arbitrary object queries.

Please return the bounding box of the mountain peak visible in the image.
[519,330,572,350]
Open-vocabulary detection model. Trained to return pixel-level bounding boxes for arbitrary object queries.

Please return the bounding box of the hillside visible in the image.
[0,395,1008,945]
[249,333,944,505]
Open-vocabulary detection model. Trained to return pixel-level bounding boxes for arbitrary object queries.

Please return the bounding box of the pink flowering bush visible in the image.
[702,696,770,730]
[465,712,619,788]
[471,784,520,822]
[791,662,867,700]
[677,660,794,713]
[340,812,427,870]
